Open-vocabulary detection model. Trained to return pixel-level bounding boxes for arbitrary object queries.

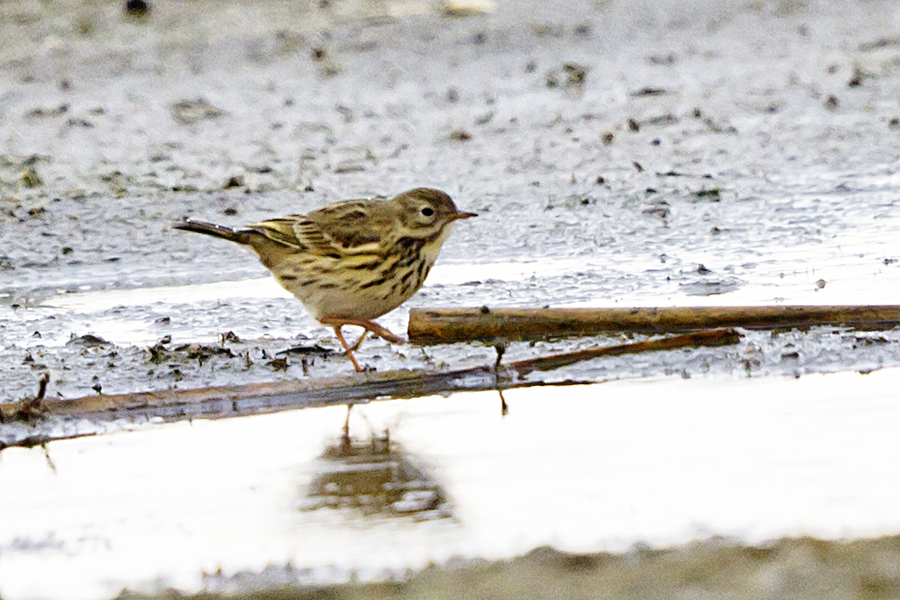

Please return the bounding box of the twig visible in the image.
[0,330,739,430]
[0,432,97,451]
[1,372,50,425]
[408,305,900,344]
[504,328,741,376]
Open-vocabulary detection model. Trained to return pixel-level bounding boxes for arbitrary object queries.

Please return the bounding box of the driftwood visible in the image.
[0,329,739,434]
[407,305,900,344]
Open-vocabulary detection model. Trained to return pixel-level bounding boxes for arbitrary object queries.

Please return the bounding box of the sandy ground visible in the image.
[116,536,900,600]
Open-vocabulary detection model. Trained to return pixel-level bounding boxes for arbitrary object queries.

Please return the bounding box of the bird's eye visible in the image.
[421,206,435,217]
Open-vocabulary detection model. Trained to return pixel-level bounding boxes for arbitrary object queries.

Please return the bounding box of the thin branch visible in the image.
[408,305,900,344]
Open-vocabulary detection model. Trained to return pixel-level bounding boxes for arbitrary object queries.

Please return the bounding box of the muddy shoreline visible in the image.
[3,0,900,405]
[121,535,900,600]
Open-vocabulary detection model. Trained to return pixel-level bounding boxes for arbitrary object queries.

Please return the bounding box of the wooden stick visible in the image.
[505,328,741,376]
[407,305,900,344]
[0,329,739,433]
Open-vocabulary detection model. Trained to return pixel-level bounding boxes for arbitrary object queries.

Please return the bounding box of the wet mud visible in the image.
[3,0,900,405]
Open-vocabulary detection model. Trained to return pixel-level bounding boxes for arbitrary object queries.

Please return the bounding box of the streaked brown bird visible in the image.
[174,188,476,371]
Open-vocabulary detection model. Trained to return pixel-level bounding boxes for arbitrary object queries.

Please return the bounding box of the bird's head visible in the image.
[393,188,477,240]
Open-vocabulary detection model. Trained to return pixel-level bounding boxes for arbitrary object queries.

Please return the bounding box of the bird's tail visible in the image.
[173,218,252,245]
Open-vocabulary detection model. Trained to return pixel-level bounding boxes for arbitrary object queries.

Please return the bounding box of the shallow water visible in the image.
[3,369,900,599]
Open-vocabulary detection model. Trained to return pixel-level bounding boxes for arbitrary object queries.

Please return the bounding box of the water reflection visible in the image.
[302,410,452,520]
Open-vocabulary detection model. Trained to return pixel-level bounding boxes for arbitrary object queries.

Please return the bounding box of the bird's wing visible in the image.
[246,217,308,250]
[248,199,392,257]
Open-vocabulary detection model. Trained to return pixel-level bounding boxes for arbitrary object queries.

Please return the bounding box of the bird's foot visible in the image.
[321,318,405,345]
[323,318,404,372]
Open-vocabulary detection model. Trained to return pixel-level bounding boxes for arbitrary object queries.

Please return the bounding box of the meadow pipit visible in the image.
[174,188,476,371]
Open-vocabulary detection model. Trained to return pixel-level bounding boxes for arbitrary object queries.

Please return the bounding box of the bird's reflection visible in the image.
[301,405,452,520]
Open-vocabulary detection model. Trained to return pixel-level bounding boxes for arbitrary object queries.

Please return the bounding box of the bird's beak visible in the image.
[451,211,478,220]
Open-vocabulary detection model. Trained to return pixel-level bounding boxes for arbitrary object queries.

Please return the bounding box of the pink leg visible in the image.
[349,330,369,352]
[320,317,405,345]
[331,326,362,372]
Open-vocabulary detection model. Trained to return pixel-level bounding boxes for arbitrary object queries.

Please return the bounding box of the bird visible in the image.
[174,187,476,371]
